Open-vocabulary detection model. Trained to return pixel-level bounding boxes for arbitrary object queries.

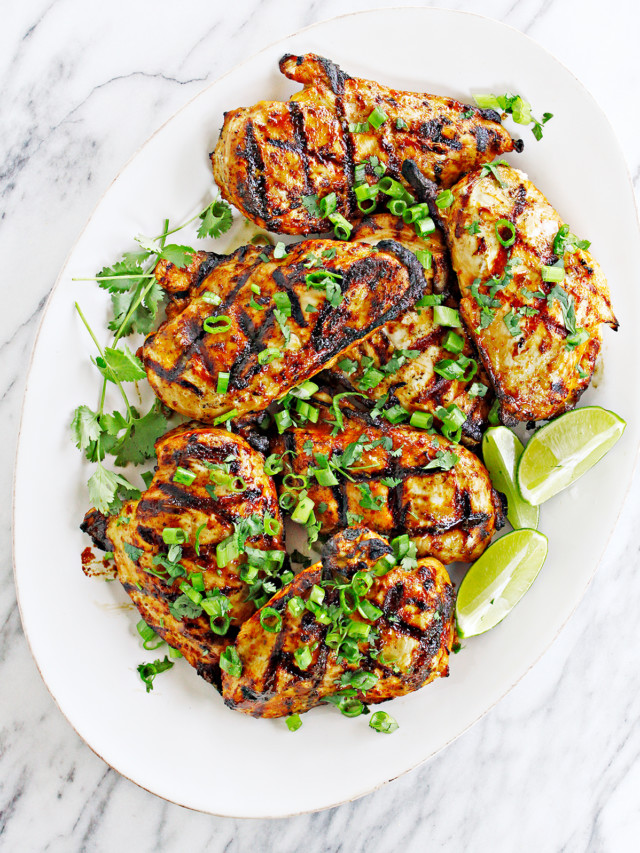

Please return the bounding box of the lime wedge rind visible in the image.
[517,407,626,506]
[455,529,548,638]
[482,426,539,530]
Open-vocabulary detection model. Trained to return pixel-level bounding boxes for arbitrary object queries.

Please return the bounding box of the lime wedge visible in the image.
[482,426,539,530]
[516,406,626,506]
[456,529,548,638]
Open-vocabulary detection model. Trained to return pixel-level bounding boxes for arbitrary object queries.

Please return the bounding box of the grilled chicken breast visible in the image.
[222,527,455,718]
[143,239,425,423]
[404,160,617,423]
[324,214,493,443]
[105,425,285,684]
[211,52,520,235]
[272,402,505,564]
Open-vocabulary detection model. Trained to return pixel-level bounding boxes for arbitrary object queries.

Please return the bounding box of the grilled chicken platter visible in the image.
[271,400,505,565]
[75,53,619,732]
[403,159,617,423]
[143,238,425,422]
[222,527,455,718]
[212,53,521,235]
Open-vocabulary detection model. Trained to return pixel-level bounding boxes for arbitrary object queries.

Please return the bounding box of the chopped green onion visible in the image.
[189,572,205,592]
[488,399,501,425]
[288,596,306,617]
[294,645,313,670]
[274,292,292,317]
[378,177,414,204]
[347,620,370,640]
[173,467,196,486]
[396,117,409,129]
[309,585,325,606]
[258,347,281,365]
[495,219,516,247]
[415,249,432,270]
[216,537,240,568]
[354,183,379,202]
[314,468,339,486]
[264,516,281,537]
[402,203,430,224]
[349,122,369,133]
[387,198,407,216]
[433,306,462,327]
[213,408,238,425]
[565,328,589,350]
[368,106,388,129]
[436,189,454,209]
[357,600,383,621]
[294,399,319,423]
[351,571,373,597]
[179,581,203,606]
[414,216,436,238]
[194,522,206,556]
[162,528,187,545]
[318,193,338,218]
[275,409,294,433]
[216,372,230,394]
[202,292,222,305]
[219,646,242,678]
[410,411,433,430]
[329,212,353,240]
[168,647,183,659]
[541,264,565,282]
[339,586,359,614]
[468,382,488,398]
[291,496,315,524]
[286,714,302,732]
[203,315,232,334]
[282,473,308,491]
[369,711,399,733]
[373,553,397,576]
[384,404,409,424]
[136,656,174,692]
[264,453,285,475]
[473,93,502,110]
[443,331,464,353]
[273,241,288,259]
[260,606,282,634]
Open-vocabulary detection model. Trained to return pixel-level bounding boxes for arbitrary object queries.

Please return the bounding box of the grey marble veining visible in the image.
[2,1,639,851]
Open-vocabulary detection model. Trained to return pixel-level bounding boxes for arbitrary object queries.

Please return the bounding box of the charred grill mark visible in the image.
[511,183,528,220]
[137,482,220,519]
[331,483,350,528]
[272,268,308,327]
[474,125,489,153]
[287,100,312,195]
[317,55,349,95]
[194,252,227,289]
[418,119,463,151]
[230,309,276,388]
[80,509,113,552]
[237,122,269,225]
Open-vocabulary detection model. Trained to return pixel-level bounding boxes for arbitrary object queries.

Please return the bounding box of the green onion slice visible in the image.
[495,219,516,247]
[260,606,282,634]
[203,315,231,334]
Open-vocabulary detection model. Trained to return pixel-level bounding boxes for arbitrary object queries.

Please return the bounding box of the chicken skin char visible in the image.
[106,425,285,685]
[211,52,519,235]
[403,159,617,423]
[222,527,455,718]
[324,214,493,444]
[272,402,505,565]
[143,238,426,423]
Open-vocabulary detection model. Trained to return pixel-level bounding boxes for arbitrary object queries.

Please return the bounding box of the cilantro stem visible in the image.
[74,302,133,420]
[152,202,213,241]
[71,275,156,282]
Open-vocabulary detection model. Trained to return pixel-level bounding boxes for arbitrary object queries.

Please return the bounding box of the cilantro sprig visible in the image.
[72,197,234,515]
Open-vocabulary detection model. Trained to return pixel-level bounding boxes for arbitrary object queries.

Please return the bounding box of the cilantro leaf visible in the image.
[114,403,168,467]
[137,656,174,692]
[169,594,203,621]
[71,405,101,451]
[198,200,233,239]
[301,194,321,218]
[97,345,146,383]
[423,448,459,472]
[358,483,385,511]
[124,542,144,562]
[88,463,140,514]
[381,476,402,488]
[160,244,195,268]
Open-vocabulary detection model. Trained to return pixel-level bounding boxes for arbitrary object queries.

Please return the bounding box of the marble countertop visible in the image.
[2,0,639,850]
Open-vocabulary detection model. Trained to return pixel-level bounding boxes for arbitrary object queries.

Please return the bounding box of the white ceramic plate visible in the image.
[13,8,640,817]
